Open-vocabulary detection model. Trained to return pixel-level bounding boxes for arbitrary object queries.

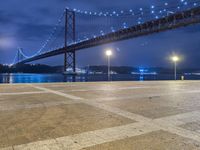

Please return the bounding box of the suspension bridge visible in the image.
[12,0,200,73]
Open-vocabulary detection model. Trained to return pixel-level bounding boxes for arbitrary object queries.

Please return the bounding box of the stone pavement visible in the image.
[1,81,200,149]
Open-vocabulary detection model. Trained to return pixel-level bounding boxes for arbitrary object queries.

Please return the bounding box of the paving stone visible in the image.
[83,130,200,150]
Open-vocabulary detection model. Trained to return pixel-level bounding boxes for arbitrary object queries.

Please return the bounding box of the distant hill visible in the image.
[85,65,200,75]
[1,64,200,74]
[0,64,63,73]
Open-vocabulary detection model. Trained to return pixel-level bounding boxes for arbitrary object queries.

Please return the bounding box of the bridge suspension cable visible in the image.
[14,11,65,61]
[12,0,200,65]
[68,0,200,17]
[74,0,200,43]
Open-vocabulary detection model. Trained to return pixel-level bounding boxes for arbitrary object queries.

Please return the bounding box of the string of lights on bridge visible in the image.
[12,0,200,65]
[15,12,65,60]
[68,0,200,43]
[74,0,200,43]
[69,0,199,17]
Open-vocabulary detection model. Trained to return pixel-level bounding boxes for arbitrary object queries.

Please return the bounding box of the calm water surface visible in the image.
[0,73,200,84]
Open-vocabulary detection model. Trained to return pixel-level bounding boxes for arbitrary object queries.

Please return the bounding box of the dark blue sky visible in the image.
[0,0,200,68]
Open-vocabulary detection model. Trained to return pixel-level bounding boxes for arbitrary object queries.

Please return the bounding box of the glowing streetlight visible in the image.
[172,56,179,62]
[106,50,112,56]
[105,50,112,81]
[171,55,180,80]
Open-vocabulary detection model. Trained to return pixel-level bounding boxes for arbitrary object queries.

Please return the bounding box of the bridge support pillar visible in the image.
[64,51,76,73]
[64,9,76,74]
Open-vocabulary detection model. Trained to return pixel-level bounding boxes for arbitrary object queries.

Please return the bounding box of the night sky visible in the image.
[0,0,200,68]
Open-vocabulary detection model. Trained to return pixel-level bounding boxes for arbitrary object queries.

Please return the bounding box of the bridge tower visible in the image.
[17,48,25,63]
[17,49,20,63]
[64,9,76,73]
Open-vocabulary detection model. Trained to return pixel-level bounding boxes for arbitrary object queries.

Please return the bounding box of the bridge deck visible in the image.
[1,81,200,149]
[17,6,200,65]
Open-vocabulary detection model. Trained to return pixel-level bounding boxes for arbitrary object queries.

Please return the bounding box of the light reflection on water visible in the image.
[0,73,77,83]
[0,73,90,83]
[0,73,199,84]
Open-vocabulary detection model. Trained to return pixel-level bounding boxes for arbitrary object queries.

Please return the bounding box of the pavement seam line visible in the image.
[0,101,79,112]
[0,91,49,96]
[94,90,200,102]
[31,85,200,140]
[30,85,84,100]
[8,111,200,150]
[5,84,200,150]
[61,86,149,92]
[11,122,159,150]
[30,84,151,122]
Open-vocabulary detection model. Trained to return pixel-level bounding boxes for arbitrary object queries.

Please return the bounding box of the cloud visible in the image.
[0,37,16,49]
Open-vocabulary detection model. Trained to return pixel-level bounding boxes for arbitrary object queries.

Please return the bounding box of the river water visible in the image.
[0,73,200,84]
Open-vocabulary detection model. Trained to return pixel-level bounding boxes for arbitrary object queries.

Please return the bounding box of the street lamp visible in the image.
[171,55,179,80]
[105,50,112,81]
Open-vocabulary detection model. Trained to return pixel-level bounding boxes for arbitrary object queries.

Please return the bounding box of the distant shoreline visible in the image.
[1,64,200,75]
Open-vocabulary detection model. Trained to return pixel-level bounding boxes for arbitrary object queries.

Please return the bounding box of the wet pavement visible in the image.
[1,81,200,149]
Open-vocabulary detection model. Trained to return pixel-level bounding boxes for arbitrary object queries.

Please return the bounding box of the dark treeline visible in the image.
[1,64,200,74]
[87,66,135,74]
[87,65,200,74]
[0,64,63,73]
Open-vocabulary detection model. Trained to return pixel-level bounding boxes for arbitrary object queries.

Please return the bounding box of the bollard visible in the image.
[181,76,184,81]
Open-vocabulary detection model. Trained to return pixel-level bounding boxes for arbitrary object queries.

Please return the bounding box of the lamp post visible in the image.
[171,56,179,80]
[105,50,112,81]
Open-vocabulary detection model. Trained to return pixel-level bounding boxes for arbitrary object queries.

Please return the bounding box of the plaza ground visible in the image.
[1,81,200,149]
